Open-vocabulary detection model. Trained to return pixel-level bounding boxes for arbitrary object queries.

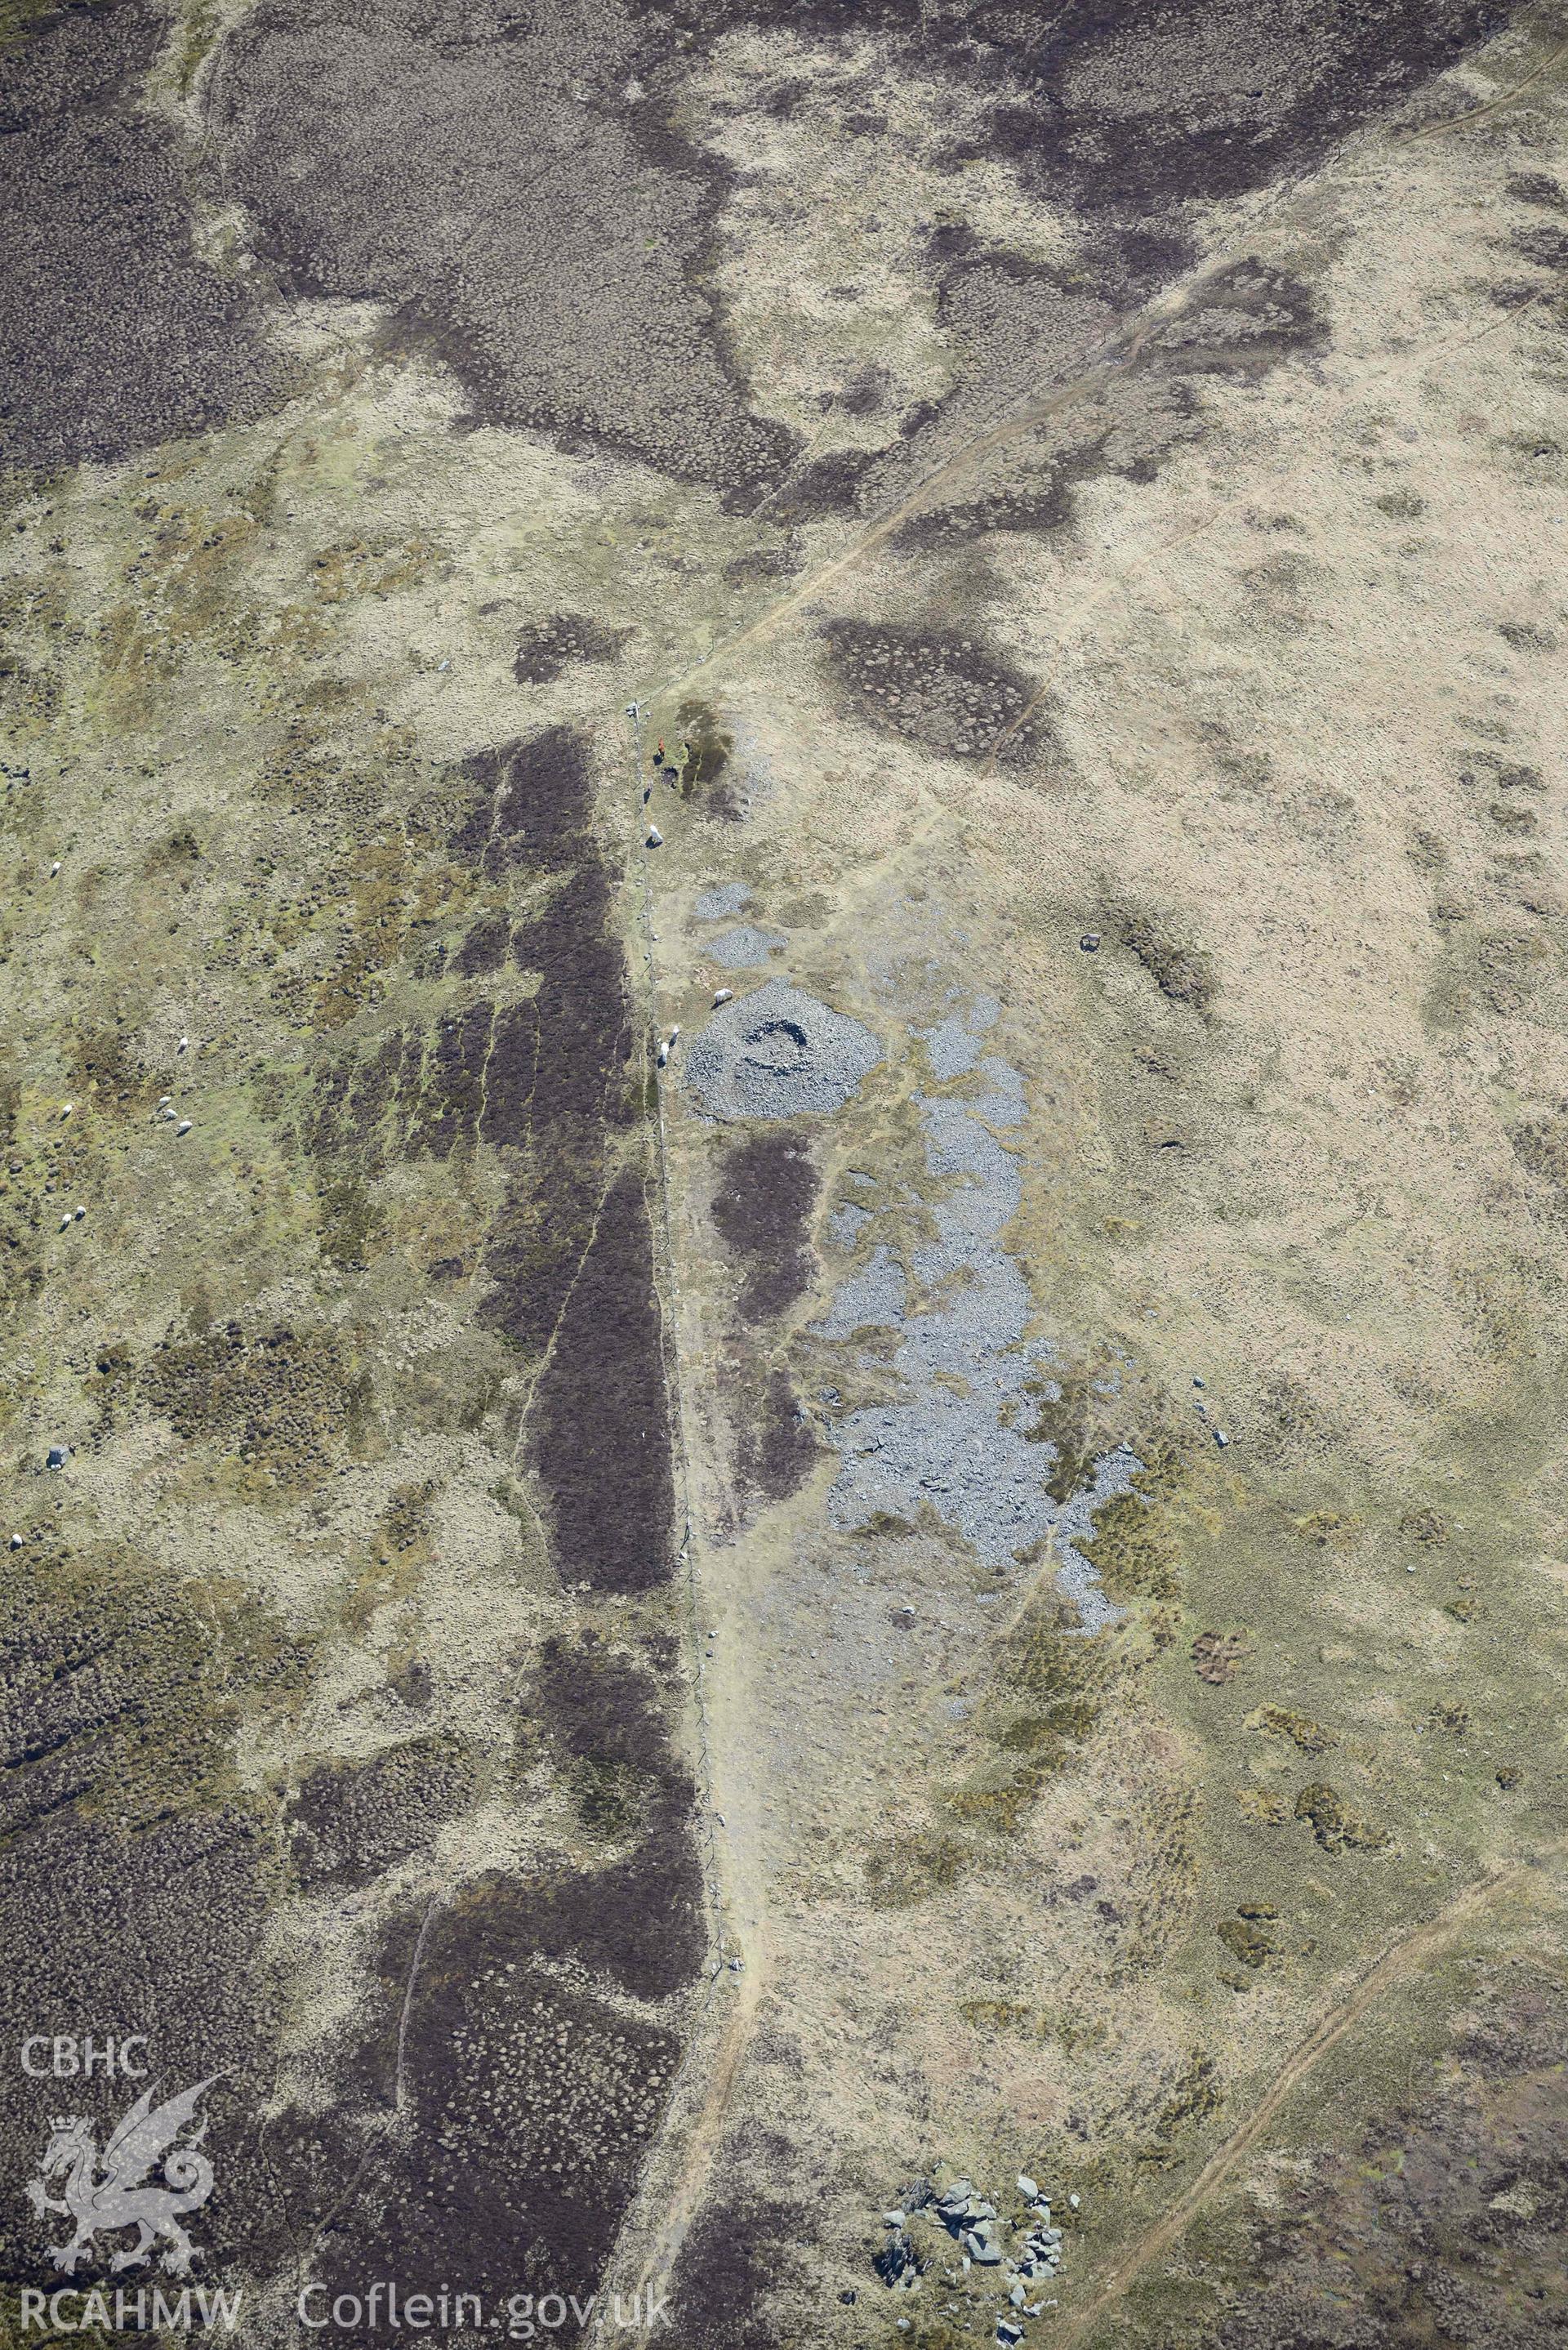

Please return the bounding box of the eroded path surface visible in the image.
[3,2,1568,2347]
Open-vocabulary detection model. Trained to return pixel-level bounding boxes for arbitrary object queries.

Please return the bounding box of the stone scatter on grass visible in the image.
[827,1201,873,1247]
[692,882,752,922]
[969,1058,1028,1126]
[872,2170,1069,2332]
[813,1244,906,1340]
[817,999,1133,1625]
[916,993,1003,1079]
[707,924,786,970]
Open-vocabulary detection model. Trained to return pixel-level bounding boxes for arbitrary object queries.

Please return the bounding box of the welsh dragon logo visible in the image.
[26,2077,218,2276]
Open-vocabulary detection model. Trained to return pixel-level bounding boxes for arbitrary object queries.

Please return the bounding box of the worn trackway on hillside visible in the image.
[635,17,1567,734]
[978,262,1560,776]
[584,36,1568,2340]
[1055,1846,1568,2348]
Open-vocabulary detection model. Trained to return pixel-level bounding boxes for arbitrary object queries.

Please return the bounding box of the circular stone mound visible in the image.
[684,980,882,1121]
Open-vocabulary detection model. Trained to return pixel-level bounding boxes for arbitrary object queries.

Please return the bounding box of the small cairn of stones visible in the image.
[875,2170,1069,2343]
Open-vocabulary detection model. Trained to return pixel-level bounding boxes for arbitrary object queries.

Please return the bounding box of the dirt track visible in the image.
[1056,1848,1567,2347]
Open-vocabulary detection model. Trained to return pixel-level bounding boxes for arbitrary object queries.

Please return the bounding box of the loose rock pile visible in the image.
[706,923,785,970]
[683,980,882,1122]
[817,1019,1133,1629]
[874,2170,1071,2342]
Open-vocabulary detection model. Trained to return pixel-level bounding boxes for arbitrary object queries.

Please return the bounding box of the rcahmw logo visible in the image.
[19,2036,222,2300]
